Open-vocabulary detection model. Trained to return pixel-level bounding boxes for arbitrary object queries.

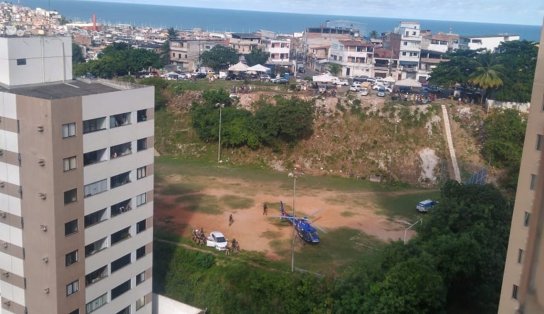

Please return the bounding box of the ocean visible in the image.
[16,0,542,41]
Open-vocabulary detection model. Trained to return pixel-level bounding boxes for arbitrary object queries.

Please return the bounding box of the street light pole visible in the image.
[216,103,225,163]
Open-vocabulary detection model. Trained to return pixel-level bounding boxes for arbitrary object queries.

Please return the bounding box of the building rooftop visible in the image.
[1,79,137,99]
[338,39,372,47]
[231,33,261,39]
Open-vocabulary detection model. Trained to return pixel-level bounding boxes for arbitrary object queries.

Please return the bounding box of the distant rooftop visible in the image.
[1,79,143,99]
[231,33,261,39]
[462,34,520,38]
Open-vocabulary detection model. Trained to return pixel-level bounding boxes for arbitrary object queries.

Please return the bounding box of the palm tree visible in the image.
[468,52,504,103]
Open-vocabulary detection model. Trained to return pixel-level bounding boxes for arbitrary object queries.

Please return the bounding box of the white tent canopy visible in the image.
[312,73,336,83]
[394,78,422,88]
[247,64,270,73]
[228,62,249,72]
[383,76,396,83]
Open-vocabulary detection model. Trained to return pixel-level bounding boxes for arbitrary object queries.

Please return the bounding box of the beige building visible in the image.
[499,24,544,314]
[0,36,153,314]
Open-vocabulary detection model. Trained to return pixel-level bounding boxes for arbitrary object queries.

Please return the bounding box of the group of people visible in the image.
[191,227,206,245]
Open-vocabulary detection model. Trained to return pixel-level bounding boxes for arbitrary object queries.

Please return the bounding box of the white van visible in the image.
[416,199,437,213]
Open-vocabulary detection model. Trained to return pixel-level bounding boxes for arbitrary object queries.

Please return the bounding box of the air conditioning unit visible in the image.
[3,300,10,306]
[3,272,9,278]
[37,126,44,132]
[38,193,46,200]
[0,211,6,218]
[0,182,4,188]
[42,256,49,264]
[44,288,50,294]
[40,225,47,232]
[38,159,45,166]
[3,242,8,248]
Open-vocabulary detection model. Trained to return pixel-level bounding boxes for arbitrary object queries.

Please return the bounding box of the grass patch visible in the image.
[159,183,199,196]
[220,195,255,209]
[375,190,440,221]
[175,194,221,215]
[293,228,382,274]
[341,211,356,217]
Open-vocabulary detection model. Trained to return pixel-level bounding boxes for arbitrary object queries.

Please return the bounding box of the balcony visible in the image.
[111,254,131,273]
[110,171,131,189]
[84,148,107,166]
[110,142,131,159]
[111,227,131,246]
[111,280,131,300]
[85,265,108,286]
[137,138,148,152]
[110,112,131,128]
[85,237,107,257]
[111,199,132,217]
[84,208,107,228]
[83,117,107,134]
[137,109,148,122]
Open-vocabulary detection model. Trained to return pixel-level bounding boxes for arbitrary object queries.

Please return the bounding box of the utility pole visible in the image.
[216,103,225,163]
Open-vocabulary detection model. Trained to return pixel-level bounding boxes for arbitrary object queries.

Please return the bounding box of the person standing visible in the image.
[263,202,268,215]
[229,214,234,226]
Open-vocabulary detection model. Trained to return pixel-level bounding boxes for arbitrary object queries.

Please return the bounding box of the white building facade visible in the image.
[328,39,374,77]
[395,22,422,79]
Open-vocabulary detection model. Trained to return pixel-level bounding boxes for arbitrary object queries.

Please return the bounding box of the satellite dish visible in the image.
[5,26,16,36]
[16,30,24,37]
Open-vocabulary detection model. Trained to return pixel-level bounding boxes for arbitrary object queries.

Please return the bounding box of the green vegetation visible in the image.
[191,90,315,149]
[430,40,538,102]
[200,45,239,72]
[481,109,527,191]
[72,43,85,64]
[376,190,440,220]
[74,42,161,78]
[245,48,270,66]
[328,63,341,76]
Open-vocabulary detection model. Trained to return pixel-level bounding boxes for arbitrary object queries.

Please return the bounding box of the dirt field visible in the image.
[154,160,432,261]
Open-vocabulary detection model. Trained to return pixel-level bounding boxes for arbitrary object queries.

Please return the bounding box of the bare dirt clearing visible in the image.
[154,159,437,262]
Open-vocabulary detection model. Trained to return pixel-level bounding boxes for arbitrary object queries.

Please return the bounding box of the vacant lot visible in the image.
[154,157,439,273]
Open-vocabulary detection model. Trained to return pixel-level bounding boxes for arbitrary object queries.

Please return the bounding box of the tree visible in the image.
[245,48,269,66]
[428,49,480,87]
[328,63,342,76]
[160,40,171,66]
[72,43,85,64]
[369,30,379,39]
[200,45,239,72]
[167,27,177,40]
[468,52,504,103]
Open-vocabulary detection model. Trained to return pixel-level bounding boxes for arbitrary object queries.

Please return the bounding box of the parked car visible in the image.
[416,200,438,213]
[334,79,349,86]
[359,87,370,96]
[271,77,288,84]
[377,87,386,97]
[206,231,228,250]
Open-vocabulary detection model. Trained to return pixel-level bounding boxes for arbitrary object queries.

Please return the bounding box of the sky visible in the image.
[83,0,544,25]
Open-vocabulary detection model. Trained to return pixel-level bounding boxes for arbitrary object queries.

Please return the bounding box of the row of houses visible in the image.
[168,20,520,79]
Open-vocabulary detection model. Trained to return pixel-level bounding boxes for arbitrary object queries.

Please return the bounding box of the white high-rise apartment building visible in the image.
[0,36,154,314]
[395,21,422,79]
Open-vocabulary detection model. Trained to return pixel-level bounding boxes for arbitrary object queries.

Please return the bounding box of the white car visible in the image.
[335,79,349,86]
[359,87,370,96]
[206,231,228,251]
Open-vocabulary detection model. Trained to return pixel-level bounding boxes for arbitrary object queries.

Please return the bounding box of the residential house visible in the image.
[170,39,224,72]
[395,21,422,79]
[229,33,262,54]
[460,34,520,52]
[265,38,291,65]
[328,39,374,77]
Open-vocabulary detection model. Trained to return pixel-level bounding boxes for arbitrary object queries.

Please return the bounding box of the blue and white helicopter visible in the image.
[279,203,323,244]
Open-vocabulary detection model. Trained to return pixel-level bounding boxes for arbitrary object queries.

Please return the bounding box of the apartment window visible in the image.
[85,208,107,228]
[85,237,107,257]
[137,166,147,179]
[111,227,131,245]
[111,280,131,300]
[16,58,26,65]
[137,138,148,151]
[110,142,132,159]
[402,52,407,56]
[65,219,78,236]
[136,296,146,310]
[537,134,543,151]
[524,211,531,226]
[136,246,146,259]
[64,188,77,204]
[116,307,131,314]
[111,171,131,189]
[111,254,131,273]
[137,109,148,122]
[518,249,524,264]
[530,174,537,190]
[63,156,77,171]
[84,179,108,198]
[110,112,131,128]
[83,117,107,134]
[62,123,76,138]
[403,41,407,46]
[84,148,107,166]
[66,280,79,296]
[512,284,519,299]
[86,293,107,313]
[136,271,145,285]
[136,193,147,207]
[69,309,79,314]
[136,220,146,234]
[65,250,78,266]
[86,265,108,286]
[111,199,132,217]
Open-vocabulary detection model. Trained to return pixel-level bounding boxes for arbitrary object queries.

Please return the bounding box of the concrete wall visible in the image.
[486,99,531,113]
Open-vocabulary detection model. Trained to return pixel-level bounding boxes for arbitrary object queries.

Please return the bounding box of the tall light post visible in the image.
[215,103,225,163]
[288,169,300,272]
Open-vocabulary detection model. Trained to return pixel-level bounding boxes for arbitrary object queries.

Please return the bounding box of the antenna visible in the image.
[5,26,16,36]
